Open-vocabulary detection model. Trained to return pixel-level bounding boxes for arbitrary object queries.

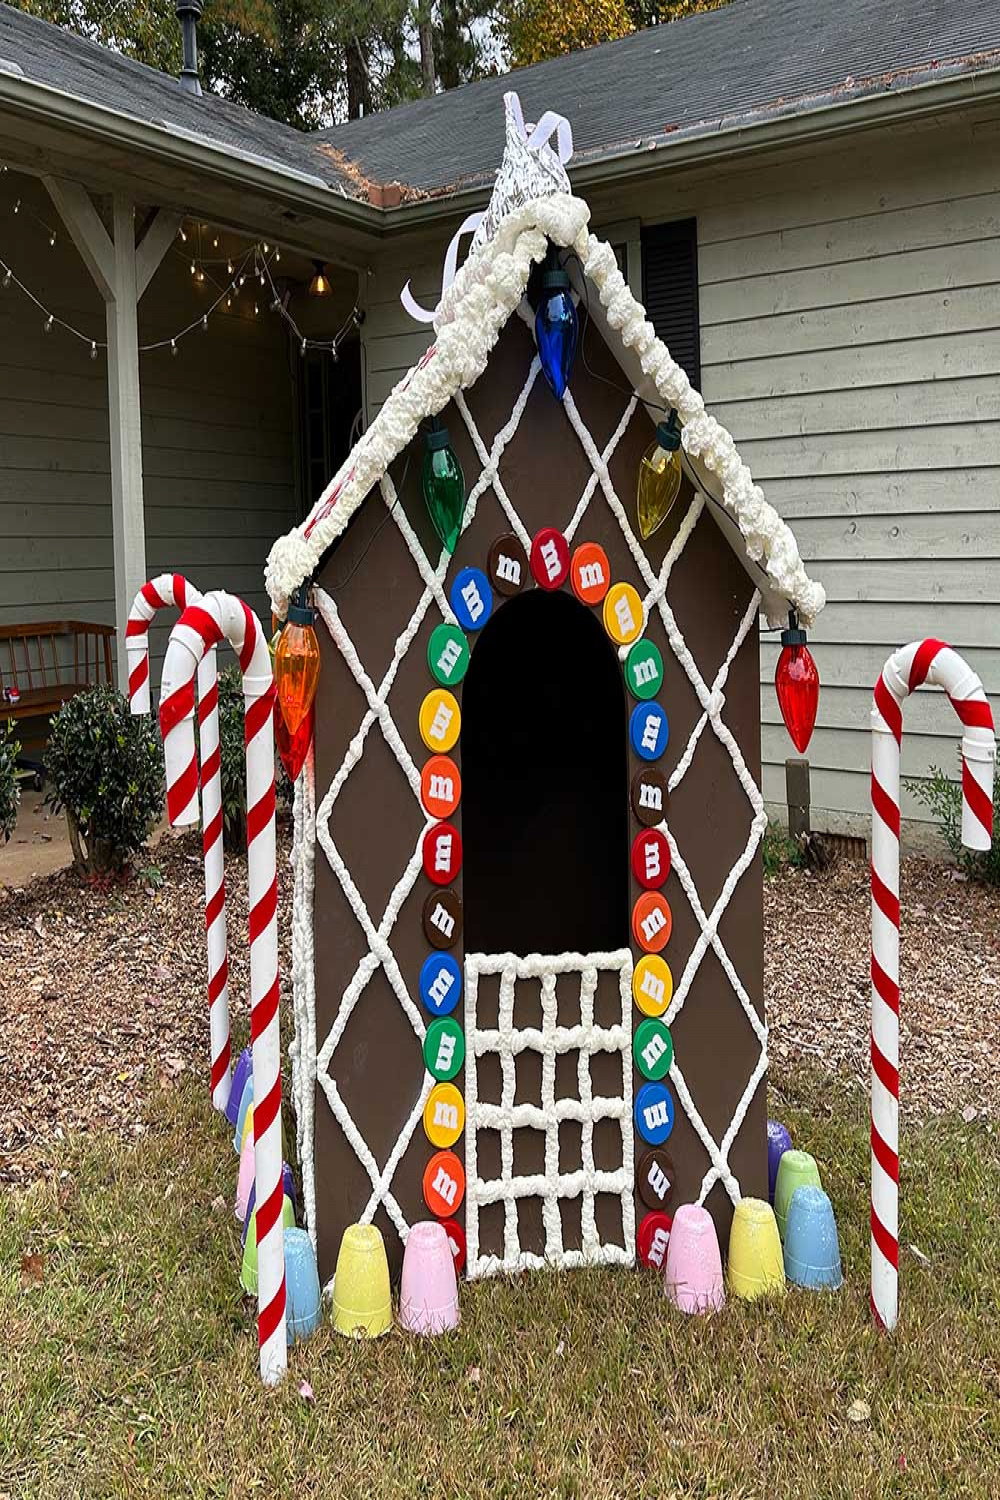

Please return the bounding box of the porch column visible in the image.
[43,179,181,686]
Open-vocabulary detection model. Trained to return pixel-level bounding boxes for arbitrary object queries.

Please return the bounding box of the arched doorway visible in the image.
[462,589,629,956]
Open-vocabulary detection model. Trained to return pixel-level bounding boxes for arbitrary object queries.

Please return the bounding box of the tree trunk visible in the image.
[437,0,461,90]
[346,36,371,119]
[417,3,435,96]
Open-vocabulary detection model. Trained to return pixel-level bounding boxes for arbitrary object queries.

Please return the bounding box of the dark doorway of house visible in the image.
[462,589,629,956]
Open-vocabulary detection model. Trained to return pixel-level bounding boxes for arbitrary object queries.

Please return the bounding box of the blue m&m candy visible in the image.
[419,952,462,1017]
[450,567,492,631]
[630,701,669,762]
[634,1081,674,1145]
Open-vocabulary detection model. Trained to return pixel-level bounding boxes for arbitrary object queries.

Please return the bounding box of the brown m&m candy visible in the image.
[423,888,462,949]
[487,533,529,596]
[637,1148,677,1211]
[631,767,667,827]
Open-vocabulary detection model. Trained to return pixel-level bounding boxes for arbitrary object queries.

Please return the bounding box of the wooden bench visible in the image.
[1,621,115,785]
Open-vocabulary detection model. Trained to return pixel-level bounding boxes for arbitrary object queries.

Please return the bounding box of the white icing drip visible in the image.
[266,194,823,629]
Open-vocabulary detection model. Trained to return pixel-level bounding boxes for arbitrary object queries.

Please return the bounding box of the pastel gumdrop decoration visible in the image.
[774,1150,822,1241]
[225,1047,252,1130]
[235,1127,256,1224]
[240,1102,254,1158]
[233,1073,253,1155]
[242,1161,298,1246]
[399,1220,460,1336]
[284,1227,323,1343]
[663,1204,725,1315]
[332,1223,392,1338]
[783,1186,844,1290]
[767,1120,793,1205]
[240,1194,296,1296]
[726,1196,786,1301]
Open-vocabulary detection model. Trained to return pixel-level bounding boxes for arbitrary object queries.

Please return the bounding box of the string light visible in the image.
[0,204,362,362]
[49,232,56,248]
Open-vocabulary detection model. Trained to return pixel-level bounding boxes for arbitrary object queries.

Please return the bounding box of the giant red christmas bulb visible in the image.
[274,586,320,735]
[275,703,313,782]
[775,615,819,754]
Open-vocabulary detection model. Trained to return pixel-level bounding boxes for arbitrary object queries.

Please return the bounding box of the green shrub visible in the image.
[762,823,805,878]
[0,718,20,843]
[218,666,248,851]
[907,763,1000,887]
[44,686,164,875]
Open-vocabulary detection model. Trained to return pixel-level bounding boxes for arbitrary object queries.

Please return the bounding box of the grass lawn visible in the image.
[2,1065,997,1499]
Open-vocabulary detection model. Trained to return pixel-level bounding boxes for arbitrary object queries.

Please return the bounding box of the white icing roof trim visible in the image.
[266,191,825,629]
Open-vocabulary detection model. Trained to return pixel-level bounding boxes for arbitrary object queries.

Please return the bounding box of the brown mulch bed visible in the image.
[0,825,294,1191]
[766,855,1000,1126]
[1,835,997,1190]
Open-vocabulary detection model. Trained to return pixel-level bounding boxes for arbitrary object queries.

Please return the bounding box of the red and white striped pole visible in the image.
[126,574,232,1116]
[160,591,286,1385]
[870,639,995,1331]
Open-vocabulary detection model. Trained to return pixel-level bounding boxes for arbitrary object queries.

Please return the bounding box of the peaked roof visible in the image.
[2,0,999,206]
[266,172,825,628]
[318,0,1000,197]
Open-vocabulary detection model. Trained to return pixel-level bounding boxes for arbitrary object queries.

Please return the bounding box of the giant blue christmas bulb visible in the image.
[534,261,578,400]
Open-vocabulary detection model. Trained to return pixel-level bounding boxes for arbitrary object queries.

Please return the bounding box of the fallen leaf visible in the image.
[555,1339,565,1357]
[211,1194,227,1214]
[298,1380,315,1404]
[962,1104,978,1123]
[467,1365,481,1386]
[20,1252,45,1286]
[847,1398,871,1425]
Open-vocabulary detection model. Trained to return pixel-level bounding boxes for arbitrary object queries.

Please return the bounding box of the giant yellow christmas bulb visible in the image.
[637,410,683,541]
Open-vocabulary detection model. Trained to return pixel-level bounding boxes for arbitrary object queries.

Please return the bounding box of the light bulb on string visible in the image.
[13,199,20,214]
[421,416,466,554]
[43,315,53,334]
[775,610,820,754]
[171,339,178,356]
[49,232,56,248]
[202,314,208,330]
[179,226,187,242]
[90,342,98,360]
[534,243,578,400]
[274,586,321,735]
[2,269,10,289]
[227,259,234,275]
[636,409,683,541]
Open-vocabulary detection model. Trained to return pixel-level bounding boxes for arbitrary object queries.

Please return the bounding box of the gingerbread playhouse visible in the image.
[266,94,825,1289]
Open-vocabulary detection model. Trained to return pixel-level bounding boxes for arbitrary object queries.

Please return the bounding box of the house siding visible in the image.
[0,180,298,688]
[360,106,1000,838]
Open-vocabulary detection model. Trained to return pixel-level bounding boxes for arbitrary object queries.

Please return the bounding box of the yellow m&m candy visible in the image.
[423,1082,465,1147]
[603,582,644,645]
[419,688,461,752]
[632,954,673,1017]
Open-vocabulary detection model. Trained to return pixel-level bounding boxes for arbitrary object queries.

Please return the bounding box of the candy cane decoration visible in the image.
[160,591,286,1385]
[126,574,231,1116]
[870,639,995,1331]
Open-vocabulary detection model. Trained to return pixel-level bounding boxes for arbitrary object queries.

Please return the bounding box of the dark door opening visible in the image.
[462,589,628,956]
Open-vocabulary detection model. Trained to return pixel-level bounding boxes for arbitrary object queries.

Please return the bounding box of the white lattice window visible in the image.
[464,950,635,1279]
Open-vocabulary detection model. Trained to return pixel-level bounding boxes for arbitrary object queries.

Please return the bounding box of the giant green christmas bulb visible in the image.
[422,425,466,554]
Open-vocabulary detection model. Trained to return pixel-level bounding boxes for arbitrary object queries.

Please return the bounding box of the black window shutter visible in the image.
[641,218,700,392]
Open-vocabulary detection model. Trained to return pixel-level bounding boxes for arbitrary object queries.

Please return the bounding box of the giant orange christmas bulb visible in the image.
[274,586,320,735]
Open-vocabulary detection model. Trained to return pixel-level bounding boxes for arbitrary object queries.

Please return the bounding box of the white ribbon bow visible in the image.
[400,91,574,326]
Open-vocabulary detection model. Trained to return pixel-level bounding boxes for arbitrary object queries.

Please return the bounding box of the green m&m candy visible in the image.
[424,1015,465,1081]
[625,639,664,701]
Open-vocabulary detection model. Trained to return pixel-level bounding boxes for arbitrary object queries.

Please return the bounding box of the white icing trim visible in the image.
[463,950,635,1280]
[266,193,824,629]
